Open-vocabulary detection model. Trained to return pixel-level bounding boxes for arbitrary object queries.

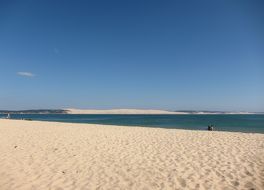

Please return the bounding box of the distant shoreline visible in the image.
[0,108,263,115]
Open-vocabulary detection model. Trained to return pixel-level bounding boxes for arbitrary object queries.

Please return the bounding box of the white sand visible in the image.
[66,108,188,114]
[0,119,263,190]
[65,108,255,115]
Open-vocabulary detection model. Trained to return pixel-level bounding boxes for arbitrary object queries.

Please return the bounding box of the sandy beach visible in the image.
[0,119,263,190]
[66,108,188,115]
[65,109,255,115]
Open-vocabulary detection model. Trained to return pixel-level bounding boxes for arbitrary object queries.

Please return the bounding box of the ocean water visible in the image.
[1,114,264,133]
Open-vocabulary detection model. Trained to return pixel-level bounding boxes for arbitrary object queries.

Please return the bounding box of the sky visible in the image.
[0,0,263,111]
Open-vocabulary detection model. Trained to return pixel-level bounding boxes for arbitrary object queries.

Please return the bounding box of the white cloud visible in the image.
[17,72,35,77]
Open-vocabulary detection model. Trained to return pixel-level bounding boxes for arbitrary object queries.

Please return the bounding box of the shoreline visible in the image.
[1,108,262,115]
[1,118,264,135]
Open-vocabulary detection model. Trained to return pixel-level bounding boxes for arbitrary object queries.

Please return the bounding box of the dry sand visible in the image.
[0,119,263,190]
[65,108,254,115]
[66,108,188,114]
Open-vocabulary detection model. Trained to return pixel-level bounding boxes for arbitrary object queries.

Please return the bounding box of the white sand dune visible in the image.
[65,108,256,115]
[66,108,188,114]
[0,119,263,190]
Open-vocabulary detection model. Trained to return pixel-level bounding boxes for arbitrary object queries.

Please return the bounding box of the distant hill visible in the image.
[66,108,187,114]
[0,109,67,114]
[0,109,262,115]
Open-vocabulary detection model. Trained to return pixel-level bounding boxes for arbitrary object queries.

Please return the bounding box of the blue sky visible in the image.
[0,0,263,111]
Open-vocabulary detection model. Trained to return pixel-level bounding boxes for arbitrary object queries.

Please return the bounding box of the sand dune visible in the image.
[65,108,256,115]
[0,119,263,190]
[66,108,188,114]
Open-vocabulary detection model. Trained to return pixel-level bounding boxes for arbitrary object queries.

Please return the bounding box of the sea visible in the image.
[1,114,264,133]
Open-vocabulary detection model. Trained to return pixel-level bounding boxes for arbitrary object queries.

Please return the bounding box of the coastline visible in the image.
[65,108,188,114]
[0,119,263,189]
[1,118,263,135]
[1,108,261,115]
[66,109,261,115]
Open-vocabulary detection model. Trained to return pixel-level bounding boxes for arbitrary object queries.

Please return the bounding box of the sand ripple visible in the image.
[0,119,263,190]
